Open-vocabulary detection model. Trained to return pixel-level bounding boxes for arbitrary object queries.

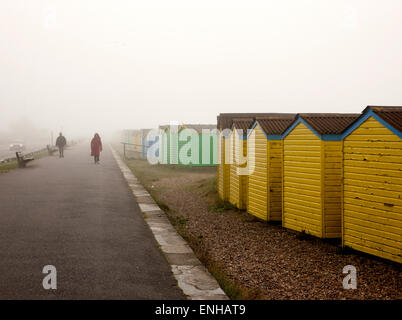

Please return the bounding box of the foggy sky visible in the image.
[1,0,402,137]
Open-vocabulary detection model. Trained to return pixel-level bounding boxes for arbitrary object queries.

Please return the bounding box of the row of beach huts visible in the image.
[120,106,401,263]
[121,124,218,166]
[217,106,401,264]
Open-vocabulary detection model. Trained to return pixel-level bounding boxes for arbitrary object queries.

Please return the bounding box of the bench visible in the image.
[15,152,34,168]
[46,145,57,155]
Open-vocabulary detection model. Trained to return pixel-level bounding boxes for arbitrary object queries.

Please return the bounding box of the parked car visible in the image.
[9,142,26,152]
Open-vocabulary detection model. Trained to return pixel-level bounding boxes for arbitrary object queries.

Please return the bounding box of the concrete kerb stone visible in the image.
[131,187,148,194]
[110,146,228,300]
[135,195,155,204]
[138,203,161,212]
[129,182,143,187]
[129,183,144,189]
[142,209,165,217]
[132,191,150,198]
[172,265,227,299]
[165,253,202,267]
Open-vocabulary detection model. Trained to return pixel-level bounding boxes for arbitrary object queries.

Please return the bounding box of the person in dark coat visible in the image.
[55,132,67,158]
[91,133,102,164]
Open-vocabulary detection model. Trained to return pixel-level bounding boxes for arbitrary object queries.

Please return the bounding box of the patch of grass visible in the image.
[0,161,18,174]
[155,199,170,212]
[211,200,237,213]
[186,176,240,214]
[196,176,217,195]
[175,215,188,226]
[0,149,49,174]
[206,264,263,300]
[115,144,216,184]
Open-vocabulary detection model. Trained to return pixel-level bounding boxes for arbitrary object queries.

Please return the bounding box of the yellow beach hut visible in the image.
[282,113,360,238]
[341,106,402,263]
[217,115,231,201]
[229,118,254,210]
[247,114,296,221]
[217,113,270,202]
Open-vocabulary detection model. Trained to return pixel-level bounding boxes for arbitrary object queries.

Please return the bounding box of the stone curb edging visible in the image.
[111,147,228,300]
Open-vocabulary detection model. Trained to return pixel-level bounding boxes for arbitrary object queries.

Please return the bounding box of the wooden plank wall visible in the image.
[247,125,269,220]
[241,139,248,210]
[217,134,224,200]
[343,116,402,263]
[229,130,248,209]
[229,131,240,207]
[283,122,323,237]
[268,140,283,221]
[323,141,343,238]
[223,136,231,201]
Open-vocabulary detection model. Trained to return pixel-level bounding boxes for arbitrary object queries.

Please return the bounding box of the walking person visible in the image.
[55,132,67,158]
[91,133,102,164]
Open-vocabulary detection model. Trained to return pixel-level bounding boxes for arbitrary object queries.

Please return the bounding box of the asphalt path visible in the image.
[0,142,184,299]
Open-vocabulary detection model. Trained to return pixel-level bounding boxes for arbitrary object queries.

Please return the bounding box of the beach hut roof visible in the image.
[217,113,271,130]
[217,114,258,130]
[232,118,254,135]
[255,114,297,135]
[298,113,360,135]
[341,106,402,139]
[363,106,402,132]
[217,113,296,130]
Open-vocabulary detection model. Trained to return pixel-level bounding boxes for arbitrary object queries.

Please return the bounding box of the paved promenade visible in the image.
[0,143,184,299]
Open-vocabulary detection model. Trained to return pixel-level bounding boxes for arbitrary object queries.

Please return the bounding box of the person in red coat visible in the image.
[91,133,102,164]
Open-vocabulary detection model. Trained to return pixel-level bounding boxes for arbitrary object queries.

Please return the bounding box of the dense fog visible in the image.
[1,0,402,144]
